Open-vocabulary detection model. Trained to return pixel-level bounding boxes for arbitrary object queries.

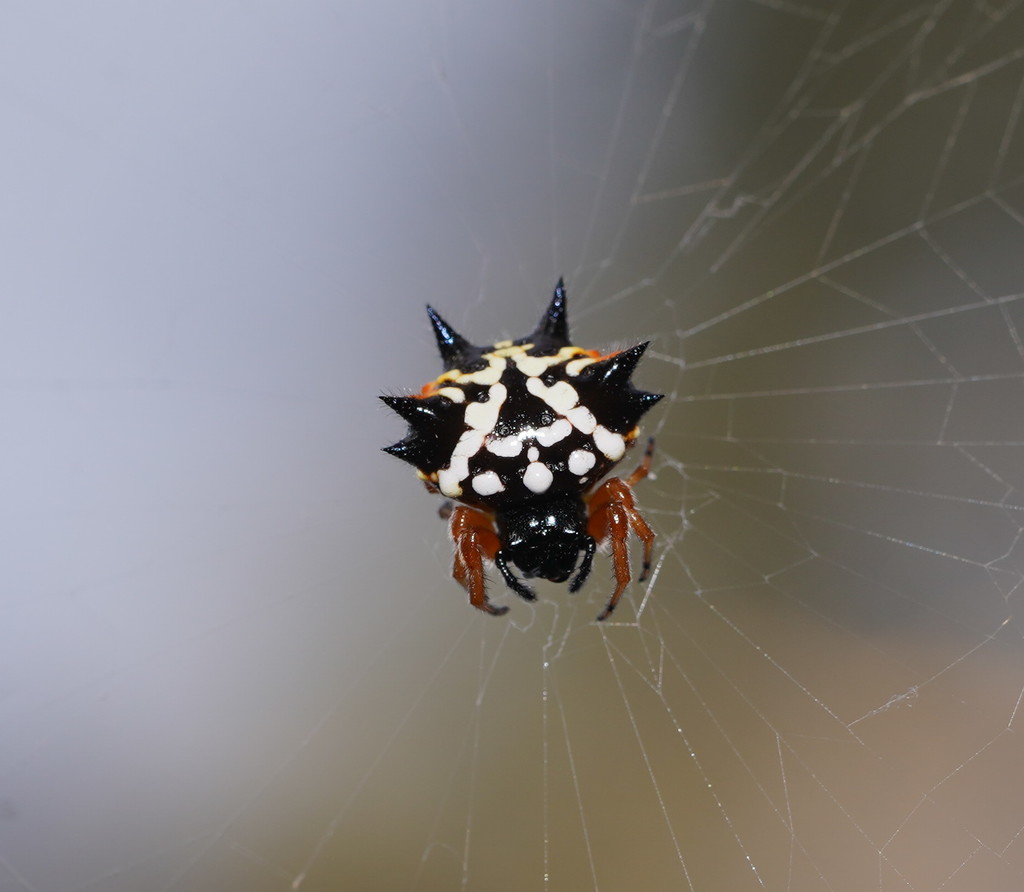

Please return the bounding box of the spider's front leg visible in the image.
[586,438,656,621]
[448,505,509,616]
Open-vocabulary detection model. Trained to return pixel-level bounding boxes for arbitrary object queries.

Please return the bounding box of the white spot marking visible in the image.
[525,376,579,415]
[438,429,485,497]
[534,418,571,447]
[464,382,506,431]
[458,357,506,386]
[528,446,539,462]
[437,383,508,498]
[566,405,597,434]
[514,354,555,377]
[487,435,522,457]
[505,345,582,377]
[437,469,463,498]
[566,356,597,376]
[523,461,554,494]
[525,375,546,398]
[525,372,605,441]
[593,426,626,461]
[471,471,505,496]
[436,386,465,403]
[568,449,596,476]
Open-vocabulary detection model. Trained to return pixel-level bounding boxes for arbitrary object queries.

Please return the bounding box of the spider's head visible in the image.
[496,496,593,584]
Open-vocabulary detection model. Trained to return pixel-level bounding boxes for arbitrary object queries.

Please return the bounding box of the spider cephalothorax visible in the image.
[381,279,662,620]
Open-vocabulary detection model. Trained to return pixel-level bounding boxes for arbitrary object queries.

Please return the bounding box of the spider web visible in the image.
[4,0,1024,889]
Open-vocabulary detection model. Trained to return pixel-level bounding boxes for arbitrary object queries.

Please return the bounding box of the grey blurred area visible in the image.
[4,1,1024,890]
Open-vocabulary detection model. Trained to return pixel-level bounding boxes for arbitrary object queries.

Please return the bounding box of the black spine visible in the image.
[426,305,475,371]
[528,278,571,349]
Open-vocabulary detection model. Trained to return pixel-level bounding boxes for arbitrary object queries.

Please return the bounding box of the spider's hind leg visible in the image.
[626,436,655,487]
[585,438,657,620]
[449,506,508,616]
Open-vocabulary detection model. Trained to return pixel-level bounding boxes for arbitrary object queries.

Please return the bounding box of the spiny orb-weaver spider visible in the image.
[380,279,662,620]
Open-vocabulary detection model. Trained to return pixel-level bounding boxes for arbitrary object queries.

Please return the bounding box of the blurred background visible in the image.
[4,1,1024,889]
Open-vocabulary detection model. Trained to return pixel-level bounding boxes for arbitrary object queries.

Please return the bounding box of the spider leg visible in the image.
[494,551,536,602]
[626,436,655,486]
[568,535,597,593]
[449,506,508,616]
[587,495,631,620]
[623,437,656,580]
[420,476,441,495]
[585,440,657,620]
[416,477,457,520]
[631,505,655,583]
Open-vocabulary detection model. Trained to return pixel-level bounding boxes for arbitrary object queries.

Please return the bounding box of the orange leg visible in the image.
[586,439,656,620]
[626,436,655,487]
[449,506,508,616]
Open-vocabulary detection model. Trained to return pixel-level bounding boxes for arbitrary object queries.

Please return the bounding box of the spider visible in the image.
[380,279,662,620]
